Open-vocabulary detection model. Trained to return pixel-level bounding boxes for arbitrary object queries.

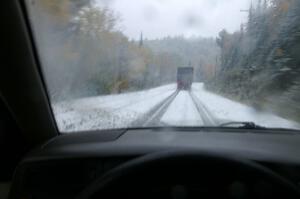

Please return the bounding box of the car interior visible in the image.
[2,0,300,199]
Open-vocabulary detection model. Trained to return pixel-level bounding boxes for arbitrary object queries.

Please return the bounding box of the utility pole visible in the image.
[240,0,253,33]
[240,9,249,30]
[263,0,268,11]
[139,32,143,47]
[240,9,250,12]
[215,56,218,85]
[240,0,252,13]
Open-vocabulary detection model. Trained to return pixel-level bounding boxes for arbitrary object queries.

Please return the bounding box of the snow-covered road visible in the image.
[53,83,300,132]
[161,91,203,126]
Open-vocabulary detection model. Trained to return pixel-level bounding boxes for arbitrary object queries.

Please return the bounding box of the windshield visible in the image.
[25,0,300,132]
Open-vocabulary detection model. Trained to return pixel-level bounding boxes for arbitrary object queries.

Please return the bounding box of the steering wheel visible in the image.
[77,151,300,199]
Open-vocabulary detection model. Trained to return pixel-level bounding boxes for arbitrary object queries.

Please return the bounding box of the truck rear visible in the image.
[177,67,194,90]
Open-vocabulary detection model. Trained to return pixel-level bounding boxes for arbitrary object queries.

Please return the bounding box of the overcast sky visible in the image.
[97,0,252,40]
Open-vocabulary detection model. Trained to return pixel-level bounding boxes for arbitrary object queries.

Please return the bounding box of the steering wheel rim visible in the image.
[77,150,300,199]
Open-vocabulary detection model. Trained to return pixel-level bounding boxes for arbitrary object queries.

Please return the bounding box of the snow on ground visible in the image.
[161,91,203,126]
[192,83,300,129]
[53,82,300,133]
[53,84,176,132]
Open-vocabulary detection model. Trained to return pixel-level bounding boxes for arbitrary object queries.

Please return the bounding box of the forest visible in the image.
[208,0,300,122]
[145,37,219,82]
[28,0,218,101]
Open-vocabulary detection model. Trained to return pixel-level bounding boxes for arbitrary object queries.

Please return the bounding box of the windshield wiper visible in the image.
[219,121,267,129]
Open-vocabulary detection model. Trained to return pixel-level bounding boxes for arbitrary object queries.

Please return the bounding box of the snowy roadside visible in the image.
[192,83,300,129]
[53,84,176,132]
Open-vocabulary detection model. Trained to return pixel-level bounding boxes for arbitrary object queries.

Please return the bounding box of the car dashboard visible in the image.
[9,128,300,199]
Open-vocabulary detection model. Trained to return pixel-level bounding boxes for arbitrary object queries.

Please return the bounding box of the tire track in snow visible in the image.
[160,91,204,126]
[112,87,176,111]
[130,90,179,127]
[189,91,218,126]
